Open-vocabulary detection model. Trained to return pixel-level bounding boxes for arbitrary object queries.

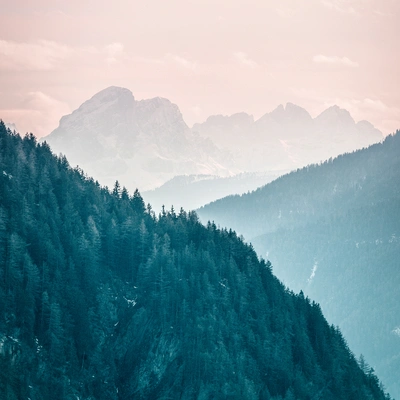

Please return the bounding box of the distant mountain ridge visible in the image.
[193,102,382,172]
[43,86,382,197]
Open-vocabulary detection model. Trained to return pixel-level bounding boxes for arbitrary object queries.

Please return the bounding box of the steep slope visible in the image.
[198,131,400,398]
[0,121,391,399]
[193,103,382,172]
[43,86,234,191]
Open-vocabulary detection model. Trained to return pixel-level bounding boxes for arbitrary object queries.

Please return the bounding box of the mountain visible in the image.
[142,171,285,213]
[197,131,400,398]
[43,86,235,191]
[0,121,391,399]
[193,103,383,172]
[43,87,382,202]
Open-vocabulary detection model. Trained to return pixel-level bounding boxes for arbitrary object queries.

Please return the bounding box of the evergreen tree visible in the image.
[0,122,392,400]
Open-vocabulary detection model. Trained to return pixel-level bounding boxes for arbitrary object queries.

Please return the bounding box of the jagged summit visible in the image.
[315,104,355,127]
[269,103,285,118]
[72,86,135,116]
[195,101,382,171]
[258,103,312,124]
[356,120,383,137]
[90,85,134,100]
[284,102,313,122]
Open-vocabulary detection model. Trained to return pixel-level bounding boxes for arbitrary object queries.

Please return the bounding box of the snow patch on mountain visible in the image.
[307,261,318,284]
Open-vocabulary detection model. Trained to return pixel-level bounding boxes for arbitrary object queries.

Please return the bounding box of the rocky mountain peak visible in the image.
[267,103,312,124]
[284,102,313,122]
[316,105,355,127]
[133,97,189,141]
[76,86,135,115]
[268,104,285,120]
[42,87,234,191]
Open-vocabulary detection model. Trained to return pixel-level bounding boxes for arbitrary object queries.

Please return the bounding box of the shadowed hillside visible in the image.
[0,121,391,399]
[198,131,400,398]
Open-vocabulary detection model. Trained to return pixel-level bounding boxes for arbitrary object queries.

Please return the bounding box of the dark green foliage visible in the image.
[198,133,400,240]
[198,131,400,398]
[0,121,391,399]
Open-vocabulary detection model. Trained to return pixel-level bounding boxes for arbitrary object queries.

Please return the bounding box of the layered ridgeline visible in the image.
[0,122,391,399]
[192,103,382,172]
[43,86,382,205]
[198,131,400,398]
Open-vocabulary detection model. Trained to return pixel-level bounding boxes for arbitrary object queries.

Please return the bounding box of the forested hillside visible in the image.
[0,121,391,399]
[198,131,400,398]
[198,133,399,240]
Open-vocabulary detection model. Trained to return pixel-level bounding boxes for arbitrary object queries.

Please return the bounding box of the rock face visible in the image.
[44,87,235,191]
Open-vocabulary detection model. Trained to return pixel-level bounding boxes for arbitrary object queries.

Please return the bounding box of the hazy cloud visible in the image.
[362,98,388,112]
[0,40,127,71]
[276,7,297,18]
[313,55,359,67]
[320,0,392,15]
[321,0,357,14]
[105,42,125,65]
[373,9,390,17]
[165,54,198,71]
[233,52,258,69]
[0,91,70,138]
[0,40,72,71]
[0,1,398,138]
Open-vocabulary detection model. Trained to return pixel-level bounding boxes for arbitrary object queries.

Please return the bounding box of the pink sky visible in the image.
[0,0,399,138]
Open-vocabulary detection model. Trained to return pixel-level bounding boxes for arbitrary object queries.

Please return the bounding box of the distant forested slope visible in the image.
[198,131,400,398]
[198,133,399,240]
[0,121,391,399]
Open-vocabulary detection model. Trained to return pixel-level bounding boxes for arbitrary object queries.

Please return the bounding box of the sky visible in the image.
[0,0,399,138]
